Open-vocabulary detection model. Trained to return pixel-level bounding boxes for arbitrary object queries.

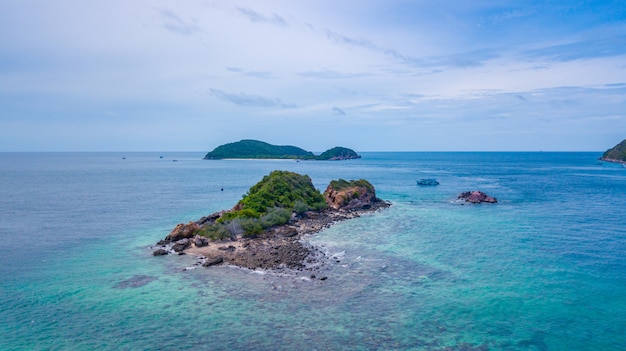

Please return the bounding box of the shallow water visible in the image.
[1,152,625,350]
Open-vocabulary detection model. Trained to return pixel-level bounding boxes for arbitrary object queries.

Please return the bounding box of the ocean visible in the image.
[0,152,624,350]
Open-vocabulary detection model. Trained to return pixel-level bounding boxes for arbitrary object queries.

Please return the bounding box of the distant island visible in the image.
[152,170,390,275]
[600,139,626,164]
[204,139,361,160]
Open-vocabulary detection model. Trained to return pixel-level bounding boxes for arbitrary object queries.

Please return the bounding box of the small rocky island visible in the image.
[457,191,497,204]
[600,139,626,164]
[204,139,361,160]
[153,171,390,273]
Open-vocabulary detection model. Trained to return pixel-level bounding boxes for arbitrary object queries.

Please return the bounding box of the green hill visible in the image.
[204,139,314,159]
[237,170,327,215]
[317,147,361,160]
[204,139,360,160]
[601,139,626,163]
[198,170,327,238]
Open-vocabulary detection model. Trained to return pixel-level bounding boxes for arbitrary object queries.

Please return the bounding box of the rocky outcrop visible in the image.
[154,201,391,272]
[600,139,626,164]
[166,222,199,241]
[153,173,391,273]
[323,179,380,210]
[171,238,191,252]
[152,248,168,256]
[457,191,497,204]
[202,257,224,267]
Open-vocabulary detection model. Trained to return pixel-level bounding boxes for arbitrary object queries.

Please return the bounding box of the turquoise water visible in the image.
[1,152,625,350]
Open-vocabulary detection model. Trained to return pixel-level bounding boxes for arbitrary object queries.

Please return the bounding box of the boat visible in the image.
[417,178,439,186]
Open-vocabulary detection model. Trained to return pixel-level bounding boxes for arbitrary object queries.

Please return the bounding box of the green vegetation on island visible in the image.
[157,170,390,269]
[197,170,327,239]
[317,147,361,160]
[203,139,361,160]
[204,140,313,159]
[328,178,375,193]
[601,139,626,163]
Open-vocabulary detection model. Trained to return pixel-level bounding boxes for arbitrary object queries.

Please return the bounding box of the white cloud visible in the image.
[1,0,625,151]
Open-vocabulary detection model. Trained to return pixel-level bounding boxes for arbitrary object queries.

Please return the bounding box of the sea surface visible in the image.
[0,152,625,351]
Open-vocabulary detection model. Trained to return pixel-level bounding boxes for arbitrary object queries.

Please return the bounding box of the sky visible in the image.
[1,0,625,152]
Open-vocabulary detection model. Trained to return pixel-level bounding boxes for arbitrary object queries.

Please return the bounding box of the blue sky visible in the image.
[1,0,625,152]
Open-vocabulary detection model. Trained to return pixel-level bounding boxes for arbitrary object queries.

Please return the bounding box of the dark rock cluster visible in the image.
[457,191,497,204]
[152,198,391,273]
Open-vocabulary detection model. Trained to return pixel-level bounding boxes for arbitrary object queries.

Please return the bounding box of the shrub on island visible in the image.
[198,171,326,238]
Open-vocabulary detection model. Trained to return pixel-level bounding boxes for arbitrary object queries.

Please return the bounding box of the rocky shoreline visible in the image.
[600,157,626,165]
[152,200,391,275]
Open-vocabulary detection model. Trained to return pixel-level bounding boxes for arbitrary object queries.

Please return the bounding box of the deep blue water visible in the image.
[0,152,625,350]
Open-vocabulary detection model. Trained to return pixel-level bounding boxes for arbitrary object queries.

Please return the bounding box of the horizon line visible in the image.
[0,150,606,153]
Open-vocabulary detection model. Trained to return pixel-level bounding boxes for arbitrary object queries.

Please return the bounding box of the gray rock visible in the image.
[218,245,236,252]
[172,239,190,252]
[193,235,209,247]
[202,257,224,267]
[152,248,169,256]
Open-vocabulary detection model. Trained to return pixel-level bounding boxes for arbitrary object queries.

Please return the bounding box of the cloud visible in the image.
[325,29,496,69]
[325,30,408,62]
[299,69,371,79]
[226,67,273,79]
[236,7,287,27]
[479,9,533,25]
[210,89,296,108]
[523,35,626,62]
[2,2,625,152]
[332,107,346,115]
[157,8,200,35]
[424,49,499,68]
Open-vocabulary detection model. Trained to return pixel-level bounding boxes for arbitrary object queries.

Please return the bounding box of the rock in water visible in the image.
[152,248,169,256]
[166,222,199,241]
[457,191,497,204]
[172,239,191,252]
[202,257,224,267]
[324,179,379,210]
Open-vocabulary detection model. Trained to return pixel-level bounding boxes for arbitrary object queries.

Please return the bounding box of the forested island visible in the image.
[600,139,626,164]
[153,170,390,274]
[204,139,361,160]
